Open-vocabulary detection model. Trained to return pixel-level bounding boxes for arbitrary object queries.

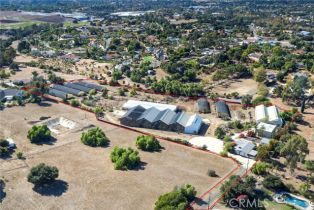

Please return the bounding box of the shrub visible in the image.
[215,127,226,139]
[70,99,80,107]
[220,150,228,157]
[207,169,217,177]
[110,147,140,170]
[136,135,161,152]
[27,125,51,143]
[81,127,109,147]
[252,162,268,175]
[0,146,8,157]
[252,96,270,106]
[262,175,284,191]
[16,151,23,159]
[155,184,196,210]
[27,163,58,186]
[223,136,232,142]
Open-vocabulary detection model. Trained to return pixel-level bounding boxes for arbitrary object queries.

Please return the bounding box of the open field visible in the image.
[212,78,259,96]
[0,10,69,29]
[0,101,237,210]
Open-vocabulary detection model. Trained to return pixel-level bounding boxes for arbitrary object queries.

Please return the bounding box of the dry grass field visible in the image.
[0,101,237,210]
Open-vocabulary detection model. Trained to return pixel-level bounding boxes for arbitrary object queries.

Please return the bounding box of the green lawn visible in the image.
[0,21,42,29]
[63,21,89,28]
[143,56,154,62]
[263,200,296,210]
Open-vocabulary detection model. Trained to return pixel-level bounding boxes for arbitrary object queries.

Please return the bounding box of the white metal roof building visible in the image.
[257,122,278,138]
[122,100,177,111]
[255,104,283,126]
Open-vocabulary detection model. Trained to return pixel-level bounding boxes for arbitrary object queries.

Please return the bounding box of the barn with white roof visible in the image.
[255,104,283,126]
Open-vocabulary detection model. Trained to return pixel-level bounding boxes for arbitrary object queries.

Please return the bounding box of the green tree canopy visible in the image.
[280,134,309,173]
[27,163,59,186]
[27,125,51,143]
[155,184,196,210]
[110,147,140,170]
[135,135,161,152]
[81,127,109,147]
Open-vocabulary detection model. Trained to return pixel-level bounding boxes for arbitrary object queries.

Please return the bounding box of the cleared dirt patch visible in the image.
[0,102,237,210]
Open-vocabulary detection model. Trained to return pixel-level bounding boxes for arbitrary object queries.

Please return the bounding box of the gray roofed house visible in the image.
[196,98,211,113]
[48,88,68,99]
[216,101,231,119]
[138,107,163,123]
[159,109,177,125]
[73,82,103,91]
[176,112,190,126]
[52,84,83,96]
[120,105,203,134]
[64,83,91,93]
[0,89,23,101]
[234,139,257,158]
[120,105,146,127]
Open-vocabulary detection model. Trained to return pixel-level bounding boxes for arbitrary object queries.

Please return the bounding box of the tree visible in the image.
[252,162,268,175]
[136,135,161,152]
[282,76,310,104]
[215,127,226,139]
[280,135,309,173]
[299,183,310,196]
[257,83,269,97]
[241,94,252,108]
[48,73,64,84]
[17,40,31,53]
[262,175,284,191]
[70,99,80,107]
[81,127,109,147]
[155,184,196,210]
[110,147,140,170]
[27,125,51,143]
[220,175,256,206]
[27,163,58,186]
[0,139,9,157]
[207,169,217,177]
[254,67,267,83]
[304,160,314,175]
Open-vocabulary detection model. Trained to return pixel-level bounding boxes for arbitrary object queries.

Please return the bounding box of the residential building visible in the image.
[120,105,203,134]
[255,104,283,126]
[257,122,278,138]
[234,139,257,158]
[0,89,23,101]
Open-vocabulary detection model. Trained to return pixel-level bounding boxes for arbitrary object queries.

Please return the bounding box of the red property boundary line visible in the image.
[20,81,243,210]
[19,78,293,210]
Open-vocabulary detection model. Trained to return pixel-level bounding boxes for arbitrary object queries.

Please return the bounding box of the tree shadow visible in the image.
[0,180,6,203]
[33,136,57,145]
[37,102,52,107]
[193,197,208,206]
[132,161,147,171]
[296,174,308,182]
[33,180,68,196]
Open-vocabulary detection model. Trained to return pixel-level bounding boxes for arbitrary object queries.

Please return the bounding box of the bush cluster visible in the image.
[110,147,140,170]
[81,127,109,147]
[27,125,51,143]
[136,135,161,152]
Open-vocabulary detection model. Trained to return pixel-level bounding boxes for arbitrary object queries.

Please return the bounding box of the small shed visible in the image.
[257,122,277,138]
[216,101,231,119]
[196,98,211,113]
